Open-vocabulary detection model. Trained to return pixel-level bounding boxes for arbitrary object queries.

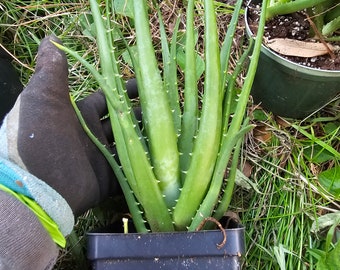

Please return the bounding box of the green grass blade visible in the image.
[292,124,340,159]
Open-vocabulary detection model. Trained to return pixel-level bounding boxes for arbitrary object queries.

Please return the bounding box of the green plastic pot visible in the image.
[245,1,340,119]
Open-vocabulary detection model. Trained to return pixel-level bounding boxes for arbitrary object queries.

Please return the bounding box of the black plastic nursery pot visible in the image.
[245,0,340,119]
[87,219,245,269]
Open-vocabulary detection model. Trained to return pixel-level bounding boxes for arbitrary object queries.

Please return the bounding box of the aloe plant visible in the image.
[266,0,340,39]
[56,0,267,232]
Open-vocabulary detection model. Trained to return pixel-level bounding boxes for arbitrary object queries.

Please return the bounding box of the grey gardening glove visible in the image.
[0,35,138,269]
[1,35,121,216]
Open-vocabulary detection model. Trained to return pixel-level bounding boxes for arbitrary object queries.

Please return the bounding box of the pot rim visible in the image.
[87,226,245,236]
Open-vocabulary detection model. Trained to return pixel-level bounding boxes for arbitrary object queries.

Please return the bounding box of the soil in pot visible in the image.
[247,3,340,71]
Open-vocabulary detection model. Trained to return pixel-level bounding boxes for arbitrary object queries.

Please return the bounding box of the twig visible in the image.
[196,217,227,249]
[304,13,336,60]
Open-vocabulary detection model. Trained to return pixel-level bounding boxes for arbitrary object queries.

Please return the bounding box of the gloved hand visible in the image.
[1,35,123,216]
[0,35,138,269]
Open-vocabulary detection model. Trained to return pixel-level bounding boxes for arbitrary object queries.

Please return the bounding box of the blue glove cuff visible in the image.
[0,157,74,237]
[0,158,32,197]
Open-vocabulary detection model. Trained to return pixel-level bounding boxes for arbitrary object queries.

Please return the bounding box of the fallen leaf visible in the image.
[242,161,253,178]
[266,38,335,58]
[311,212,340,235]
[275,116,291,129]
[254,125,271,143]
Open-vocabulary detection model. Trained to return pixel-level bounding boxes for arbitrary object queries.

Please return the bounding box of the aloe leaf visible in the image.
[211,126,247,224]
[102,9,147,201]
[322,16,340,36]
[223,38,253,132]
[133,0,180,208]
[189,123,254,230]
[220,0,243,89]
[168,18,182,134]
[173,0,222,230]
[178,0,199,184]
[118,113,174,232]
[89,0,116,89]
[266,0,329,20]
[59,0,175,232]
[190,0,267,229]
[70,96,147,233]
[158,10,181,135]
[89,0,141,201]
[58,37,173,232]
[226,0,267,139]
[95,0,174,232]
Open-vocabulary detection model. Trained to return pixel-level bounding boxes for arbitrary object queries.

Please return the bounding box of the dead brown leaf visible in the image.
[266,38,335,58]
[242,161,253,178]
[254,125,272,143]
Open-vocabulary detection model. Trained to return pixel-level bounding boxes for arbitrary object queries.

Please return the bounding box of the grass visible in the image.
[1,0,339,269]
[239,102,340,269]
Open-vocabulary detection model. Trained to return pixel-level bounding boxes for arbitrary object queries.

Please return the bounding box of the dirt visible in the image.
[246,3,340,71]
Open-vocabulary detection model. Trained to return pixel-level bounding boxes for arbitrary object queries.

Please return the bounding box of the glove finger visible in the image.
[126,78,138,99]
[24,35,69,99]
[101,117,113,143]
[76,90,109,144]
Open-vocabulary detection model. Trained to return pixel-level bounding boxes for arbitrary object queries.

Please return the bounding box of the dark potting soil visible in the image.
[247,3,340,71]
